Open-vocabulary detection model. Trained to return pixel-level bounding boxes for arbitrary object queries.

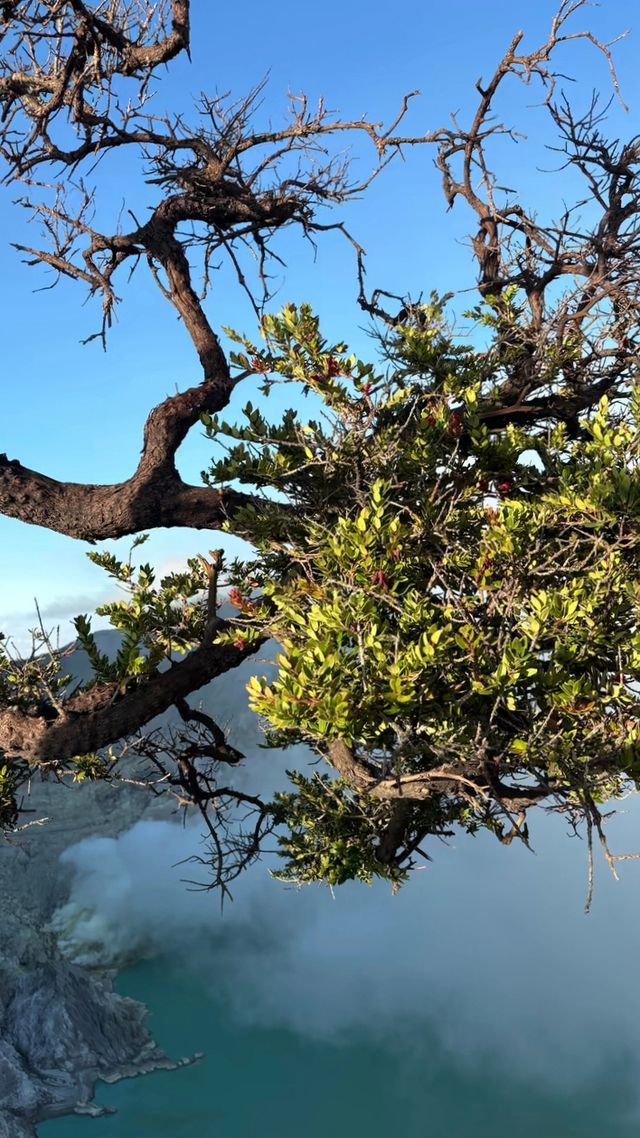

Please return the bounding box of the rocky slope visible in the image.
[0,629,279,1135]
[0,632,194,1136]
[0,770,188,1137]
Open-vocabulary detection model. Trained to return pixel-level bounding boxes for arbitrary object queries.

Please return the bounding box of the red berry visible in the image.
[370,569,390,591]
[497,481,512,494]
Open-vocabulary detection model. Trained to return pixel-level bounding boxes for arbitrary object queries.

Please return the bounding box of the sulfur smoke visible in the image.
[53,642,640,1098]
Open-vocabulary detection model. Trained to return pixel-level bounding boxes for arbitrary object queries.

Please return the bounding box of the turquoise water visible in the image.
[41,955,639,1138]
[33,656,640,1136]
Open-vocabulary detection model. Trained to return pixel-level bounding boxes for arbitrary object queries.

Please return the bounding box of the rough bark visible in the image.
[0,455,262,541]
[0,363,274,538]
[327,739,549,810]
[0,633,263,765]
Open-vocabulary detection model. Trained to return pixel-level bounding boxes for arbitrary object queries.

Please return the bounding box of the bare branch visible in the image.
[0,626,264,765]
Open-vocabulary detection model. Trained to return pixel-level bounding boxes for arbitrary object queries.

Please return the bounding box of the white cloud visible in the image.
[51,652,640,1102]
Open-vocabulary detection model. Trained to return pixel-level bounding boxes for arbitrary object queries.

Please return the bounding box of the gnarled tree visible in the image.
[1,0,639,903]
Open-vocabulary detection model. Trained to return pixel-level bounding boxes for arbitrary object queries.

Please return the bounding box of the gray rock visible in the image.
[0,1111,35,1138]
[0,671,175,1135]
[8,964,155,1074]
[0,1041,40,1113]
[0,628,260,1133]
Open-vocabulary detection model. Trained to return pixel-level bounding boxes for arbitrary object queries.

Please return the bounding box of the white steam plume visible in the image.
[52,643,640,1098]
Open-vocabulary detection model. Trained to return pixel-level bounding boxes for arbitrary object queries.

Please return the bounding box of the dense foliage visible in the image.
[2,1,640,900]
[196,300,640,885]
[4,292,640,890]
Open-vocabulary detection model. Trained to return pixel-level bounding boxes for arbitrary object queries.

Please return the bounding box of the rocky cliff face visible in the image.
[0,629,274,1134]
[0,766,178,1136]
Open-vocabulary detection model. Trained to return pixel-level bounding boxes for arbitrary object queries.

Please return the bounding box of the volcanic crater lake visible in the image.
[39,796,640,1138]
[39,955,639,1138]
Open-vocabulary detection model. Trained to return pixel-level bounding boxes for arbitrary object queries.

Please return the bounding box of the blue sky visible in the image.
[1,0,639,648]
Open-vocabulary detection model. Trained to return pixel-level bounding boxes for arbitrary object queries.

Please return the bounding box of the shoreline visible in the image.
[0,772,180,1138]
